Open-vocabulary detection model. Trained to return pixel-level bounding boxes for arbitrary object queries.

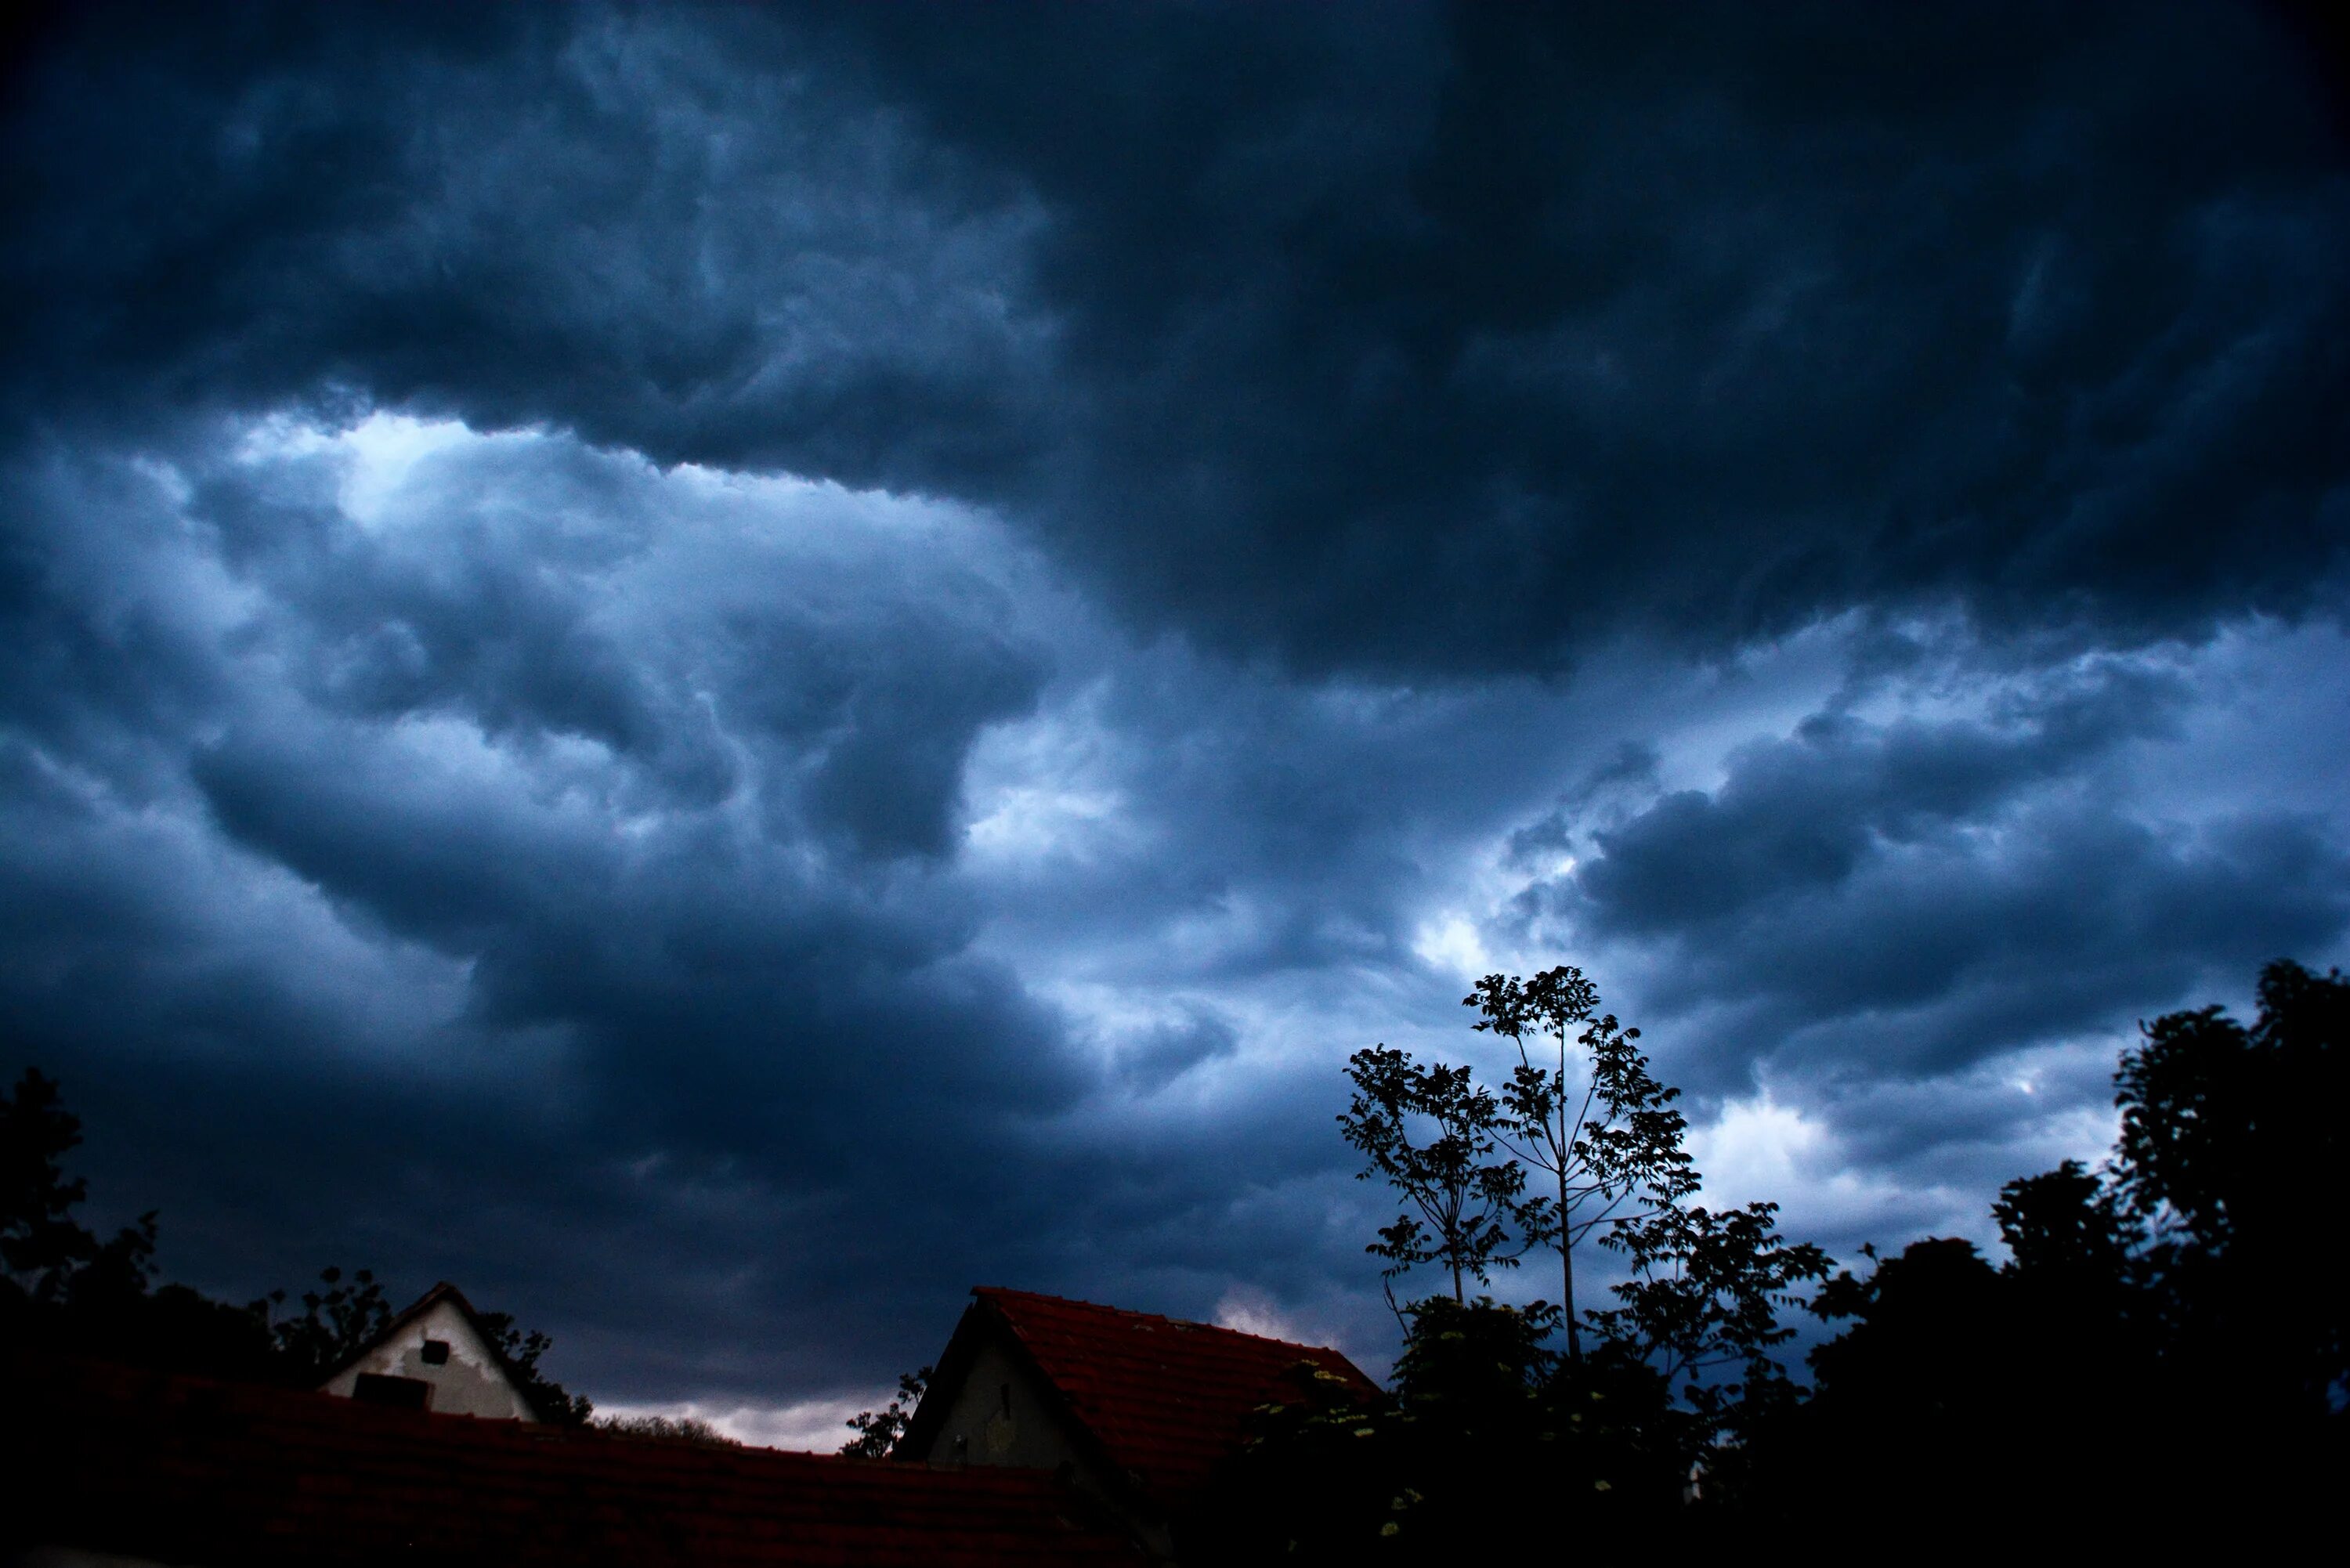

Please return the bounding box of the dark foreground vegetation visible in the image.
[13,957,2343,1555]
[1187,957,2345,1559]
[0,1066,591,1425]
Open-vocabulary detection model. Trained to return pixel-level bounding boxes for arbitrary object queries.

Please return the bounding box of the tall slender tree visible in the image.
[1468,966,1697,1357]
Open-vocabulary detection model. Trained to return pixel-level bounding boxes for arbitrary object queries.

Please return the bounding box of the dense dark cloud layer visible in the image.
[1526,655,2350,1082]
[3,5,2347,1422]
[10,3,2346,674]
[2,428,1085,1375]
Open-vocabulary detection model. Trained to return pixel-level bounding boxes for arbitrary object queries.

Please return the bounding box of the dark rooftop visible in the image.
[7,1353,1142,1566]
[927,1287,1378,1509]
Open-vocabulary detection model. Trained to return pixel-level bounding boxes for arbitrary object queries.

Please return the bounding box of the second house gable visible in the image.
[318,1283,539,1422]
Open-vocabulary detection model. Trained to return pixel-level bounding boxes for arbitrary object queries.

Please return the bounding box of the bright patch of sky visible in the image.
[593,1394,878,1454]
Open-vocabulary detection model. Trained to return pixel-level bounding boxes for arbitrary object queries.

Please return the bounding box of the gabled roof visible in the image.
[903,1287,1378,1511]
[8,1353,1142,1567]
[321,1279,543,1417]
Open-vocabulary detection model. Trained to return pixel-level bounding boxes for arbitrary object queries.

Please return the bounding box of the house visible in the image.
[7,1282,1370,1566]
[316,1280,543,1422]
[6,1351,1142,1566]
[898,1287,1379,1560]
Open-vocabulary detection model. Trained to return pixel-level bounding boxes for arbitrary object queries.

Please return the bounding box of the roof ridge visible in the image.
[972,1285,1346,1357]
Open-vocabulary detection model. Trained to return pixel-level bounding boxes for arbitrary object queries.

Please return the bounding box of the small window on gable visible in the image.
[421,1339,450,1365]
[999,1382,1012,1418]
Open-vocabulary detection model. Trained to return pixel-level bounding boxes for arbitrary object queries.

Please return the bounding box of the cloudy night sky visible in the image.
[4,3,2346,1444]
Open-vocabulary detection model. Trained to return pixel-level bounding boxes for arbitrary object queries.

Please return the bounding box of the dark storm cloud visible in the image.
[1528,660,2350,1093]
[1569,660,2191,935]
[1109,1006,1240,1094]
[9,3,2345,677]
[989,0,2350,671]
[189,432,1047,858]
[0,405,1445,1397]
[0,421,1137,1393]
[4,2,2348,1415]
[4,3,1054,487]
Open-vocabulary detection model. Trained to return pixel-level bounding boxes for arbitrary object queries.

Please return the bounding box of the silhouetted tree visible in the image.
[475,1307,595,1425]
[2,1066,591,1421]
[595,1411,743,1447]
[266,1266,392,1383]
[1588,1197,1828,1463]
[1770,959,2346,1530]
[1470,966,1697,1359]
[1238,970,1830,1554]
[1194,1296,1687,1564]
[0,1068,256,1373]
[1990,1158,2131,1282]
[2112,958,2345,1418]
[841,1364,931,1458]
[1786,1238,2022,1512]
[1338,1046,1526,1306]
[2,1068,119,1299]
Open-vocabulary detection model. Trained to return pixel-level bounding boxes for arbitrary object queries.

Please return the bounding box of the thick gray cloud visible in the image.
[1569,663,2194,937]
[1,423,1112,1388]
[1526,654,2349,1063]
[851,2,2350,670]
[5,5,1054,486]
[3,5,2348,1420]
[9,4,2345,675]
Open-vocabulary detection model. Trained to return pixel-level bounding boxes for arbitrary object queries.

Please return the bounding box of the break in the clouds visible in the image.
[3,3,2346,1420]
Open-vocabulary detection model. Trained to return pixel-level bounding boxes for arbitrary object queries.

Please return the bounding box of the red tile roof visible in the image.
[945,1288,1378,1509]
[6,1353,1142,1567]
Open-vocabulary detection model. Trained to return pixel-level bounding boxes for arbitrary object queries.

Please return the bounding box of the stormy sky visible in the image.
[5,2,2346,1443]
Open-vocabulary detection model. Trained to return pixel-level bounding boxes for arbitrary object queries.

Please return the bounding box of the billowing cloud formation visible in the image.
[1517,648,2350,1082]
[2,420,1094,1383]
[2,4,2346,1419]
[10,4,2346,674]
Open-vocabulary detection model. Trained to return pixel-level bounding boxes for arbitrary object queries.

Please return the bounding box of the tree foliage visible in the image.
[478,1306,596,1425]
[1990,1158,2131,1282]
[1285,966,1833,1548]
[1193,1296,1688,1565]
[1343,970,1827,1445]
[265,1266,392,1384]
[1,1067,591,1425]
[594,1411,743,1447]
[1765,959,2345,1530]
[1589,1198,1828,1449]
[1337,1046,1526,1306]
[2,1068,142,1300]
[2111,957,2346,1415]
[841,1364,932,1458]
[1258,957,2342,1540]
[1470,965,1698,1357]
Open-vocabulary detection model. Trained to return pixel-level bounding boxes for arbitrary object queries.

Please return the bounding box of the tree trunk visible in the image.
[1561,1163,1581,1360]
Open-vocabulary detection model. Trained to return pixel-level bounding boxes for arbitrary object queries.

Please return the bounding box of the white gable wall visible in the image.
[915,1334,1178,1563]
[320,1298,537,1422]
[917,1337,1082,1472]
